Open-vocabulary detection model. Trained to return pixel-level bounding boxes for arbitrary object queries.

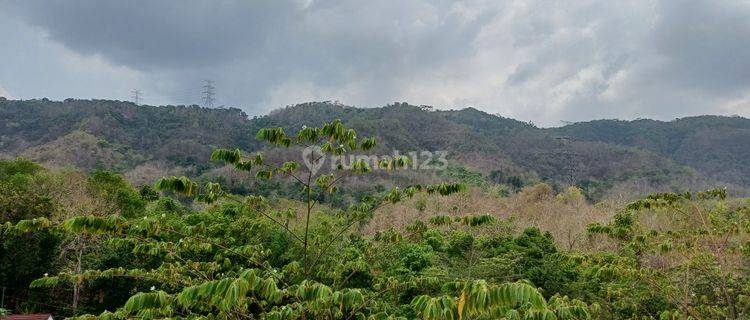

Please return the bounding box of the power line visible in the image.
[131,89,142,105]
[202,80,215,107]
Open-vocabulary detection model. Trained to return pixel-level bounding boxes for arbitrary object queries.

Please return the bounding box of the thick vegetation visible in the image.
[4,99,748,201]
[2,120,750,319]
[550,117,750,187]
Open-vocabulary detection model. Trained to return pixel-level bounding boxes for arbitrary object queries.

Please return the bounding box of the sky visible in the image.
[1,0,749,127]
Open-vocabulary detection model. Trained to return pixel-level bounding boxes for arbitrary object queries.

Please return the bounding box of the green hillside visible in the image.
[2,98,745,200]
[550,116,750,186]
[2,116,749,319]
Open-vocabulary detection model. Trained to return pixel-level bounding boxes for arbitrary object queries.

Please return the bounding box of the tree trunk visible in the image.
[72,238,84,313]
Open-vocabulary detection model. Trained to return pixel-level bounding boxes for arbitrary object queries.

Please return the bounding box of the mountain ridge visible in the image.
[2,98,747,200]
[550,115,750,186]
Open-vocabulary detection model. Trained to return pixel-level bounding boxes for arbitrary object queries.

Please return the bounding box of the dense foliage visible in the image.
[2,119,750,319]
[4,99,748,201]
[550,117,750,187]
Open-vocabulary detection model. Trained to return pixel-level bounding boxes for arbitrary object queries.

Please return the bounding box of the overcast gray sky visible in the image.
[1,0,749,126]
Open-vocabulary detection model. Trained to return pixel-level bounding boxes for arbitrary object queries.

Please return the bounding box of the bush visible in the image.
[401,243,435,272]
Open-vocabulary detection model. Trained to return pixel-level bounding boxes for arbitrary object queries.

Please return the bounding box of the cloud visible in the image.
[2,0,750,126]
[0,9,150,102]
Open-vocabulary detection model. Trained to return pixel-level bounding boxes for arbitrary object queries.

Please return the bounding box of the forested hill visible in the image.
[549,116,750,187]
[1,98,748,199]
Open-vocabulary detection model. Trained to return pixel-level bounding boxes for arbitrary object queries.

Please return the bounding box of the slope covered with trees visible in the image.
[2,119,749,319]
[0,98,256,172]
[550,117,750,187]
[5,98,746,201]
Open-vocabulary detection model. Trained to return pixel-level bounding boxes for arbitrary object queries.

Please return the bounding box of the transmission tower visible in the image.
[131,89,142,105]
[202,80,215,107]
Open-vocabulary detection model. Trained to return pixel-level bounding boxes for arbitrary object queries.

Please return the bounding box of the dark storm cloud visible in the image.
[5,1,299,69]
[2,0,749,125]
[6,0,491,80]
[4,0,496,113]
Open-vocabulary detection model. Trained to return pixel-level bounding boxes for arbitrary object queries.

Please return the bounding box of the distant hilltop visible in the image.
[3,98,750,200]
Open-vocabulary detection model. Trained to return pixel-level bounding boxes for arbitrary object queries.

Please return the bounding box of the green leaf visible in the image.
[211,148,243,164]
[155,176,198,197]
